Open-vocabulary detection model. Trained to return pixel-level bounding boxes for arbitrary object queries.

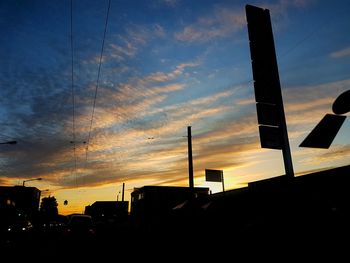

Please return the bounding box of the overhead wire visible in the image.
[277,9,342,64]
[70,0,77,187]
[84,0,112,169]
[56,2,343,194]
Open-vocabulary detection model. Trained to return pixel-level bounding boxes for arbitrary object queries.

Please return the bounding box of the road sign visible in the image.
[246,4,294,177]
[259,126,282,150]
[246,4,281,105]
[256,102,280,126]
[299,114,346,148]
[246,4,285,149]
[332,90,350,115]
[205,169,223,182]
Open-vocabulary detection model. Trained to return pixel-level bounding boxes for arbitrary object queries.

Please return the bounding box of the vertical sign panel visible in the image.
[246,4,294,177]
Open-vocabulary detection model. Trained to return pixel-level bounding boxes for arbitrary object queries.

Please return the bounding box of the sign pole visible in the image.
[246,4,294,178]
[122,182,125,202]
[187,126,194,197]
[221,171,225,192]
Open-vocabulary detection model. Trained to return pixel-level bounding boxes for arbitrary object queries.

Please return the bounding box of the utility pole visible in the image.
[122,182,125,202]
[187,126,194,191]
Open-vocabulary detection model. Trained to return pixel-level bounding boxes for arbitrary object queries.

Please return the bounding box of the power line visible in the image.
[84,0,112,167]
[278,10,340,60]
[70,0,77,187]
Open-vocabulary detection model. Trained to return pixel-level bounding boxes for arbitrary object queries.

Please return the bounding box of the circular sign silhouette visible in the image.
[332,90,350,115]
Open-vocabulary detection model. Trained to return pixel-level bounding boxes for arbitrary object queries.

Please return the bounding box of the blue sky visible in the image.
[0,0,350,214]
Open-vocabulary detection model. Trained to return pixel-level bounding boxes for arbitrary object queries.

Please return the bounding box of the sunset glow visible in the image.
[1,0,349,215]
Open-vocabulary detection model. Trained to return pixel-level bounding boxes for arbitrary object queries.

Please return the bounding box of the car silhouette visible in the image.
[64,214,95,241]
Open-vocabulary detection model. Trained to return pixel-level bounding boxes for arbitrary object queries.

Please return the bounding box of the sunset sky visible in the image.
[1,0,350,215]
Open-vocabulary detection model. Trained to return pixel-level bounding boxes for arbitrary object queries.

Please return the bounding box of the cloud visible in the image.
[279,79,350,173]
[299,145,350,166]
[153,0,180,8]
[163,0,179,7]
[109,42,137,62]
[52,83,247,189]
[175,7,246,42]
[151,83,185,94]
[69,60,199,137]
[175,0,315,42]
[92,23,168,64]
[0,137,76,184]
[329,46,350,59]
[255,0,315,21]
[283,78,350,130]
[145,62,199,82]
[153,24,166,38]
[38,61,203,188]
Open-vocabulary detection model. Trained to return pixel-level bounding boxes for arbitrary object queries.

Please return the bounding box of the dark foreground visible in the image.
[1,215,349,260]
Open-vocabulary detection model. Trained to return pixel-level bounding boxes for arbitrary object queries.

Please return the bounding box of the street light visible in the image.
[0,140,17,145]
[22,178,42,187]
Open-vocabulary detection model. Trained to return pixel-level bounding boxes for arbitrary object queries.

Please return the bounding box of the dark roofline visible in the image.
[89,200,128,206]
[248,164,350,188]
[208,186,249,199]
[207,164,350,199]
[134,185,209,191]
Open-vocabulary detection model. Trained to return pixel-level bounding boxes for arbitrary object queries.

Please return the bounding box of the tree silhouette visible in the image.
[40,196,58,221]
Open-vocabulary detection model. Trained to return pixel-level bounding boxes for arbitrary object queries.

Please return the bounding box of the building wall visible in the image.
[85,201,129,221]
[130,186,209,230]
[0,186,41,219]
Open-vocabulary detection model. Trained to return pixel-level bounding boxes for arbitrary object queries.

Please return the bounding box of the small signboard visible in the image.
[205,169,223,182]
[332,90,350,115]
[299,114,346,149]
[256,102,280,126]
[259,125,282,150]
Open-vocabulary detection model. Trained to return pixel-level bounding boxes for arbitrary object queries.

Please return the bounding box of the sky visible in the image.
[0,0,350,215]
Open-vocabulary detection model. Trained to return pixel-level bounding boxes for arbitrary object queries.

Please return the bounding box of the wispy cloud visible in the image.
[153,24,166,38]
[300,145,350,166]
[145,62,199,82]
[175,0,314,42]
[109,42,137,62]
[90,23,168,64]
[284,78,350,130]
[329,46,350,59]
[175,7,245,42]
[158,0,179,8]
[54,84,245,189]
[263,0,315,15]
[71,60,200,133]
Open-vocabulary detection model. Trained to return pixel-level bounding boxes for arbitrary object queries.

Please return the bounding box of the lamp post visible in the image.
[0,140,17,145]
[22,178,42,187]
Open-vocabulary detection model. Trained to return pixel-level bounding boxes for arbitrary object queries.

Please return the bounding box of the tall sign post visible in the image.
[187,126,194,192]
[246,4,294,178]
[122,182,125,202]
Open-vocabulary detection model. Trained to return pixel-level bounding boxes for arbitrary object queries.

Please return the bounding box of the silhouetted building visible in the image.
[85,201,129,220]
[130,186,209,231]
[85,201,129,221]
[0,186,41,219]
[198,164,350,239]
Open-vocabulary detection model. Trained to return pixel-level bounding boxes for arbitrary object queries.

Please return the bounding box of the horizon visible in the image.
[1,0,350,215]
